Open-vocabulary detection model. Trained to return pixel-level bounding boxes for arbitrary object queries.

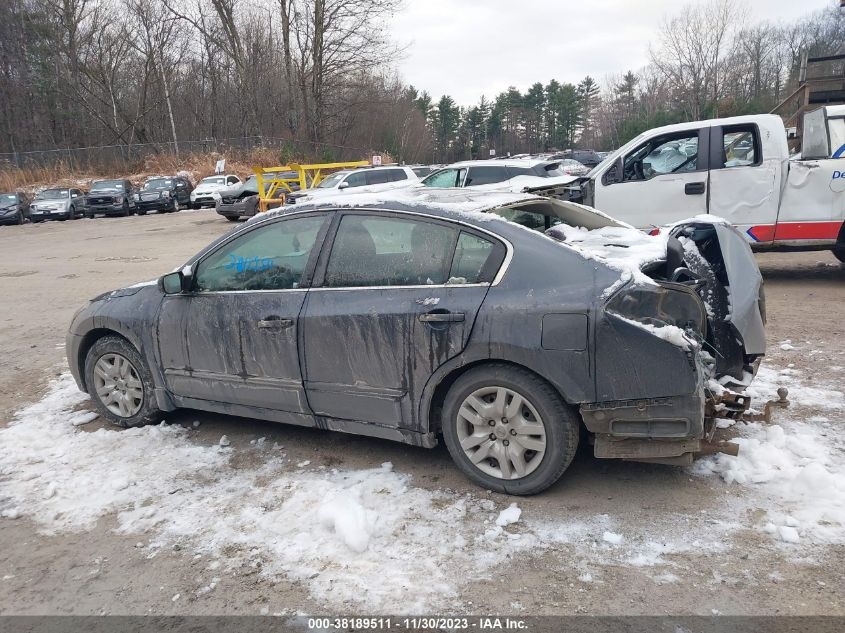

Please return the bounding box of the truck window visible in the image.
[721,126,759,168]
[623,133,699,182]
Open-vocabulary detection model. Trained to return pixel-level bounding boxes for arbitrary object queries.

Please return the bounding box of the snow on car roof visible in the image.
[445,158,556,168]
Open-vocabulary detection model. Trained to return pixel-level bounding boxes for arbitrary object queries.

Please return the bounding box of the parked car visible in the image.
[421,159,575,189]
[191,174,241,209]
[409,165,438,178]
[29,187,86,222]
[563,149,603,168]
[216,171,299,221]
[85,179,137,218]
[285,165,418,204]
[0,192,30,225]
[135,176,193,214]
[66,188,764,495]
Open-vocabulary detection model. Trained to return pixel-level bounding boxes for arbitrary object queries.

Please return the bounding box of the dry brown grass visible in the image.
[0,146,328,194]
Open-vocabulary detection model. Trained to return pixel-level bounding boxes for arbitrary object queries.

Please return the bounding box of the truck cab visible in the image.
[575,112,845,258]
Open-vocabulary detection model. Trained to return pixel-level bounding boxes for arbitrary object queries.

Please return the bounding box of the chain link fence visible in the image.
[0,136,372,171]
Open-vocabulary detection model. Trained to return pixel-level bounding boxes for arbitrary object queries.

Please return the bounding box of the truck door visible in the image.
[592,128,709,228]
[707,123,781,244]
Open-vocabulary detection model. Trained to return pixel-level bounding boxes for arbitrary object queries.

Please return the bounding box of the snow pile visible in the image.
[693,362,845,545]
[495,503,522,527]
[615,315,697,351]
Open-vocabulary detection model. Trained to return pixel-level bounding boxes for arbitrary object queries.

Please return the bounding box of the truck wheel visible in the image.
[172,200,180,212]
[85,212,94,219]
[121,201,130,217]
[15,210,24,225]
[84,335,162,428]
[440,364,579,495]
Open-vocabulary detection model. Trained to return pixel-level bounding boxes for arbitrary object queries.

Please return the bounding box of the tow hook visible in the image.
[740,387,790,423]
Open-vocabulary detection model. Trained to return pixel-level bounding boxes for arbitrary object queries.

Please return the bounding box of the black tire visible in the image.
[84,335,162,428]
[121,200,130,217]
[441,363,580,495]
[833,244,845,263]
[226,216,240,222]
[172,199,180,212]
[84,212,94,219]
[137,209,147,216]
[15,210,24,225]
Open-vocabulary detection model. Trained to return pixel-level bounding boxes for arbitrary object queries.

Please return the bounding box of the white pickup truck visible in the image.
[567,111,845,261]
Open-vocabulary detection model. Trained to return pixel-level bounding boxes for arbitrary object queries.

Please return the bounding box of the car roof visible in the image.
[441,159,552,168]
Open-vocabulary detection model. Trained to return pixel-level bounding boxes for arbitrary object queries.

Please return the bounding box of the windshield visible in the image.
[1,193,17,204]
[316,172,349,189]
[200,176,226,186]
[90,180,124,192]
[143,178,173,191]
[36,189,69,200]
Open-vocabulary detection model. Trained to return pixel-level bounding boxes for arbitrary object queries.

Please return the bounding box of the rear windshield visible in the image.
[36,189,69,199]
[143,178,173,190]
[90,180,124,192]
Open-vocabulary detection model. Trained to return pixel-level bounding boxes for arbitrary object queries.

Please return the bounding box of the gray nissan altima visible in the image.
[66,189,765,494]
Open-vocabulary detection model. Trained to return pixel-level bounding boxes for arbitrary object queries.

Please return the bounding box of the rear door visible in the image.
[157,213,330,413]
[707,123,781,244]
[593,128,709,228]
[300,211,505,431]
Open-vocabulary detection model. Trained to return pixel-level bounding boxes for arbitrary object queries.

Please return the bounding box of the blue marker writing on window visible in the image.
[225,254,275,273]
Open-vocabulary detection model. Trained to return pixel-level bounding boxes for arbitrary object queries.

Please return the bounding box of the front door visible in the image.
[301,213,503,431]
[156,213,329,412]
[594,128,709,228]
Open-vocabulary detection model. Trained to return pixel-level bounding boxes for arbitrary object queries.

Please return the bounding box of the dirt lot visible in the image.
[0,211,843,616]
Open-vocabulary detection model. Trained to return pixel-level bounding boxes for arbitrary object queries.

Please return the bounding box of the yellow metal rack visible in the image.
[254,161,370,212]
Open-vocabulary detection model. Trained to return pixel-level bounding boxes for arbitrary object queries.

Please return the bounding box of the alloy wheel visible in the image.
[456,386,547,480]
[92,353,144,418]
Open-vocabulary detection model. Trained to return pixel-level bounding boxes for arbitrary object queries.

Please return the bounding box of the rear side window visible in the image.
[450,232,498,283]
[720,126,759,168]
[386,169,408,182]
[324,215,459,287]
[507,166,536,178]
[464,166,510,186]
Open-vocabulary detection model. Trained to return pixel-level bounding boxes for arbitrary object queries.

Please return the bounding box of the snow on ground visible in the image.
[0,356,843,611]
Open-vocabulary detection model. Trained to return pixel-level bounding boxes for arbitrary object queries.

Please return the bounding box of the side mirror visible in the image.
[338,181,349,189]
[161,271,191,294]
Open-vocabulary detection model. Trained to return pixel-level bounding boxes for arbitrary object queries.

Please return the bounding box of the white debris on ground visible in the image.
[0,357,843,612]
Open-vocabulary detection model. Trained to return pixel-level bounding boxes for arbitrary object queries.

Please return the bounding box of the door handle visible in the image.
[257,317,294,329]
[684,182,706,195]
[419,311,465,323]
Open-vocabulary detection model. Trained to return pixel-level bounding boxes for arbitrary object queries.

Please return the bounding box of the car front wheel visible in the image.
[441,364,579,495]
[84,335,162,428]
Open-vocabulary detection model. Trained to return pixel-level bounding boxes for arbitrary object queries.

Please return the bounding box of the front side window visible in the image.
[721,126,758,167]
[365,170,390,185]
[422,168,466,188]
[623,133,699,182]
[316,172,348,189]
[195,215,327,292]
[324,215,459,287]
[464,166,510,186]
[342,171,367,188]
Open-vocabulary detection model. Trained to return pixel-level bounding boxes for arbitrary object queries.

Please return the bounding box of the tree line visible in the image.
[0,0,843,168]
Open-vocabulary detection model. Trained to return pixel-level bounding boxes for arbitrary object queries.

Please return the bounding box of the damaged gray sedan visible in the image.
[66,189,765,494]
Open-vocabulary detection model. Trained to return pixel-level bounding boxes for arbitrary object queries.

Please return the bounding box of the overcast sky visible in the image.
[389,0,833,106]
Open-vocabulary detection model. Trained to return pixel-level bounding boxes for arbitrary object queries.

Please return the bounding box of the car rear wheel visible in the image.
[84,335,162,428]
[833,244,845,263]
[226,216,240,222]
[441,364,579,495]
